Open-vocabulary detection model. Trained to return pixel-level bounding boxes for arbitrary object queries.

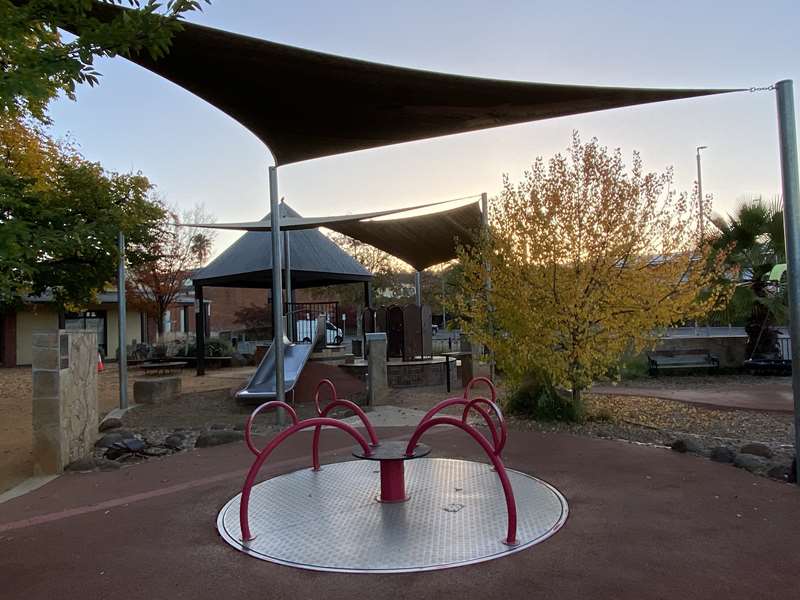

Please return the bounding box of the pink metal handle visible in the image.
[404,416,518,545]
[461,397,507,456]
[311,379,379,470]
[418,397,500,453]
[240,417,372,541]
[464,376,496,404]
[244,401,299,456]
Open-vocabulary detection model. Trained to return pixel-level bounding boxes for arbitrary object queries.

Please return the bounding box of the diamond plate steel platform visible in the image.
[217,458,568,573]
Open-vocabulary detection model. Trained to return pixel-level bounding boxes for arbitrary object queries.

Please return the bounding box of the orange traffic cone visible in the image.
[97,352,105,373]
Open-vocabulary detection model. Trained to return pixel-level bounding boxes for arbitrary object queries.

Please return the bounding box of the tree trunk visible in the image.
[571,384,584,421]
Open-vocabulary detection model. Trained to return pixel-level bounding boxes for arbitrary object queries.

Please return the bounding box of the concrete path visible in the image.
[1,427,798,600]
[592,381,794,412]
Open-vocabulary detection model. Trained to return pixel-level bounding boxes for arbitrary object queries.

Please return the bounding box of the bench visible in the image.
[140,361,187,376]
[646,350,719,376]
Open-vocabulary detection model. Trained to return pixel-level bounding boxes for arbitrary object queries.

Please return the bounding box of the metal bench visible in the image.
[646,350,719,376]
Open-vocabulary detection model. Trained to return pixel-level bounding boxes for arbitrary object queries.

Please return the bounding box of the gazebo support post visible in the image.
[269,165,286,405]
[414,271,422,306]
[281,199,293,342]
[364,281,372,309]
[194,283,205,376]
[775,79,800,485]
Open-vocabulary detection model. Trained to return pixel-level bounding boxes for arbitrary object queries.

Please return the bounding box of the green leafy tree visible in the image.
[0,114,164,309]
[711,197,786,357]
[1,0,208,122]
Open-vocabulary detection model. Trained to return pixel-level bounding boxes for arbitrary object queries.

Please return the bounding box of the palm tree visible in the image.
[711,197,785,359]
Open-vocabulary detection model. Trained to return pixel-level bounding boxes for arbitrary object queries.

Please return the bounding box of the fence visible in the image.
[285,302,340,343]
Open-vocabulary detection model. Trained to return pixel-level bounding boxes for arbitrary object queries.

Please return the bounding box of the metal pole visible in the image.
[281,199,293,342]
[117,232,128,409]
[696,145,707,239]
[481,192,494,381]
[414,271,422,306]
[194,284,205,376]
[269,166,285,403]
[441,275,447,329]
[775,79,800,484]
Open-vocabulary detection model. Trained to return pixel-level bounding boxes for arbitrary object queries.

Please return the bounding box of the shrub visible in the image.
[505,370,581,423]
[180,337,233,358]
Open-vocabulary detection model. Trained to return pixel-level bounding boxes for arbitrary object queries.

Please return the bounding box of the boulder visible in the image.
[133,377,181,405]
[739,443,773,459]
[767,463,792,481]
[709,446,736,463]
[164,433,187,450]
[66,456,97,472]
[94,430,137,448]
[195,430,244,448]
[670,438,704,454]
[733,453,770,474]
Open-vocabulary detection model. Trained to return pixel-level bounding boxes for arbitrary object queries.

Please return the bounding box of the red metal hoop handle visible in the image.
[314,379,338,415]
[461,397,507,456]
[244,401,299,456]
[418,397,500,453]
[464,376,496,404]
[240,417,372,541]
[405,416,518,545]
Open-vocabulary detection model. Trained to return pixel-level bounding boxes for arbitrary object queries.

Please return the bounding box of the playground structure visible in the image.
[363,304,434,361]
[217,377,569,572]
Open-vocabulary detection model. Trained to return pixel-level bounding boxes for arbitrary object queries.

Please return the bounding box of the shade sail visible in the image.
[192,205,372,288]
[190,198,482,271]
[73,3,739,165]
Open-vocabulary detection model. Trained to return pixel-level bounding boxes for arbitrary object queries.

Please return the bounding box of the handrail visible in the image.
[418,397,500,453]
[240,417,372,541]
[312,379,379,470]
[244,401,299,456]
[404,416,518,545]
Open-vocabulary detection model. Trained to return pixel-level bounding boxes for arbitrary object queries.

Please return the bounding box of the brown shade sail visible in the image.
[190,198,483,271]
[71,3,740,165]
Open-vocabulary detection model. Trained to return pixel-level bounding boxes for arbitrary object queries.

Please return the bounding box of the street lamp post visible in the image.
[696,145,708,240]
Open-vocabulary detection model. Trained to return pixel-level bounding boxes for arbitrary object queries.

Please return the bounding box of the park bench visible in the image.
[646,349,719,376]
[140,361,187,376]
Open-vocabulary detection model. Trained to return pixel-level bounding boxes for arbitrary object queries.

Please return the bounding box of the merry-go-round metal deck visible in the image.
[217,457,568,573]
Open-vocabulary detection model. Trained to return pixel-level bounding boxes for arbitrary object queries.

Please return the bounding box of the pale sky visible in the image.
[49,0,800,258]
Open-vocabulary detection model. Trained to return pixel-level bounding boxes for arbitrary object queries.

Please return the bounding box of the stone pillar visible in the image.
[366,332,388,406]
[32,330,98,474]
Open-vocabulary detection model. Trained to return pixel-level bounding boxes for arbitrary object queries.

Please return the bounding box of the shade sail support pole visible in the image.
[481,192,495,382]
[269,166,285,405]
[415,271,422,306]
[117,232,128,409]
[775,79,800,485]
[282,199,293,342]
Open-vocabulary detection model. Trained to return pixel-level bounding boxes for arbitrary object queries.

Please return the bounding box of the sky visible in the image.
[48,0,800,258]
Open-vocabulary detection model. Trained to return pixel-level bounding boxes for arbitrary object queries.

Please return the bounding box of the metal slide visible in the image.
[236,320,321,401]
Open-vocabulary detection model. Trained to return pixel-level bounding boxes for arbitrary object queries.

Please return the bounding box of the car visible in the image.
[295,317,343,345]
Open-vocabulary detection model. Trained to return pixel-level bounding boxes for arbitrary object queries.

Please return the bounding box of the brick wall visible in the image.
[204,287,270,333]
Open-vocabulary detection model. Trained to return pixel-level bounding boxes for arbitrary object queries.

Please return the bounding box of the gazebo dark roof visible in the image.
[193,205,371,288]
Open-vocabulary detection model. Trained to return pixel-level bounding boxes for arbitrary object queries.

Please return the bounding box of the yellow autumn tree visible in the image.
[454,134,731,417]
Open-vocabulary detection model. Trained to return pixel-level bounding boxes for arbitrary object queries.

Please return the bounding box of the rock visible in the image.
[195,430,244,448]
[94,430,138,448]
[709,446,736,463]
[209,423,227,431]
[164,433,187,450]
[66,456,97,472]
[767,463,792,481]
[733,453,770,474]
[739,443,773,459]
[670,438,704,454]
[98,416,122,432]
[133,376,181,404]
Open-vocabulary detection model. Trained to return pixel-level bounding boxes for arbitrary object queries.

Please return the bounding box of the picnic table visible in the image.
[140,361,187,376]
